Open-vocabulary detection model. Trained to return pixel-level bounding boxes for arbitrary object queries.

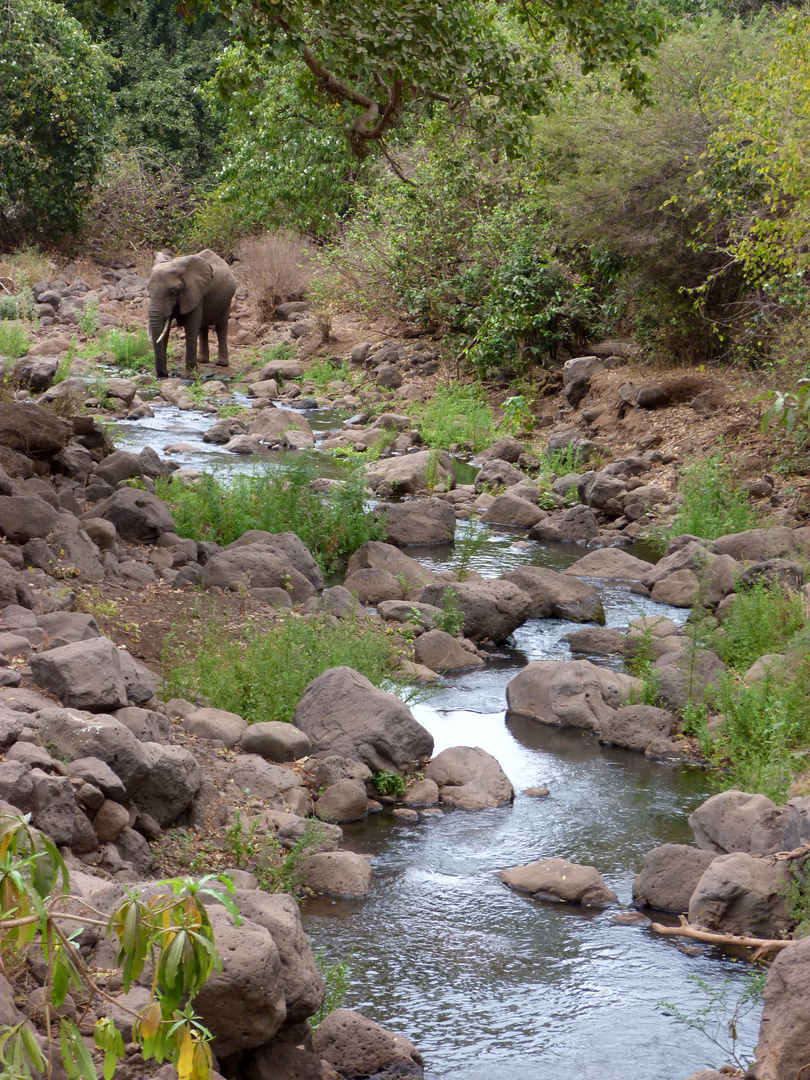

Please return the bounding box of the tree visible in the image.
[206,0,664,159]
[0,0,111,247]
[0,814,238,1080]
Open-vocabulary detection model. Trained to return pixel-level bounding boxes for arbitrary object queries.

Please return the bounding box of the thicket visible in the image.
[155,462,384,573]
[162,613,403,726]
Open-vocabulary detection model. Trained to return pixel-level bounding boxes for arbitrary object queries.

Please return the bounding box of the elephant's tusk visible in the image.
[154,318,171,345]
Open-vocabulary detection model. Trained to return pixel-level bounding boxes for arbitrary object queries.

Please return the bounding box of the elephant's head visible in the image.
[147,253,214,376]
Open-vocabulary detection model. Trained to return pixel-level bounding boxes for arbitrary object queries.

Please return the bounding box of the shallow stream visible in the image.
[115,397,761,1079]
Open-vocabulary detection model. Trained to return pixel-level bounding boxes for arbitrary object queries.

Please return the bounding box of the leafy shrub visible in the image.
[107,327,153,370]
[657,454,756,545]
[433,587,465,636]
[371,770,406,798]
[236,234,313,322]
[0,0,110,246]
[0,324,30,359]
[405,384,497,452]
[708,581,806,671]
[156,461,385,573]
[162,613,401,726]
[311,948,354,1028]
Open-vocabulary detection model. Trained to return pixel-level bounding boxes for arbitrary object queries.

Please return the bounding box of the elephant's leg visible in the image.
[183,312,202,374]
[198,325,210,363]
[213,304,231,368]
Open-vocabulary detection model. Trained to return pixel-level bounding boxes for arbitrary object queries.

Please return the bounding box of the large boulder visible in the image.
[224,531,324,590]
[246,408,315,446]
[425,746,513,809]
[653,648,727,711]
[346,541,436,590]
[632,844,718,912]
[499,857,617,906]
[688,790,788,857]
[194,907,287,1056]
[413,630,484,673]
[88,489,175,543]
[132,743,202,826]
[383,497,456,546]
[29,637,128,712]
[506,660,639,730]
[529,506,600,545]
[32,708,150,797]
[688,852,792,937]
[598,705,675,753]
[365,450,455,495]
[711,526,799,562]
[501,566,605,624]
[0,495,61,544]
[313,1009,424,1080]
[0,403,72,458]
[295,851,374,897]
[292,667,433,772]
[201,546,316,603]
[750,936,810,1080]
[481,492,547,528]
[563,549,654,582]
[414,578,533,644]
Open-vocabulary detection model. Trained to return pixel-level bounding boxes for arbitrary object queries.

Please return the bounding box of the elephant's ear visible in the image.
[179,256,214,315]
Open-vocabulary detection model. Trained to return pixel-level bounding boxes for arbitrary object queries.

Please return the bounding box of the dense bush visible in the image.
[0,0,111,246]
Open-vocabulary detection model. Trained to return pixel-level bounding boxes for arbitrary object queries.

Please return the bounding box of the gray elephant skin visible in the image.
[147,248,237,378]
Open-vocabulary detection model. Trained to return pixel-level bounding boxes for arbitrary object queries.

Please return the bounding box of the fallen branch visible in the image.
[651,914,792,958]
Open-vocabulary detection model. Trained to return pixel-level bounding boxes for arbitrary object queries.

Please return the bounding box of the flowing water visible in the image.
[116,397,762,1079]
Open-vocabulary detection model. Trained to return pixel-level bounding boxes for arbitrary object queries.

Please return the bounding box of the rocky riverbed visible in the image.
[1,259,810,1079]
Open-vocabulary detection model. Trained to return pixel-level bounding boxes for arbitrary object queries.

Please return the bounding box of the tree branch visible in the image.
[651,914,792,956]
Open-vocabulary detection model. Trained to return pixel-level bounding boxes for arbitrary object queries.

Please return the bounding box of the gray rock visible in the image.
[632,844,718,912]
[315,779,369,823]
[688,852,792,937]
[506,659,639,730]
[183,707,248,749]
[238,722,311,762]
[293,667,433,773]
[365,450,455,496]
[413,630,484,673]
[689,789,788,856]
[413,578,533,644]
[499,857,617,906]
[502,566,605,624]
[751,936,810,1080]
[598,704,675,752]
[653,648,727,710]
[295,852,373,897]
[481,493,547,528]
[383,498,456,546]
[563,549,654,582]
[66,757,127,802]
[29,637,128,711]
[87,488,175,543]
[346,541,436,589]
[201,547,316,603]
[33,708,150,797]
[425,746,513,809]
[133,743,202,827]
[313,1009,424,1079]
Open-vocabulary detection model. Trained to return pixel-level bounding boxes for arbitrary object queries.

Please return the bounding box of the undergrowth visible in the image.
[161,612,403,725]
[706,581,806,672]
[655,454,757,547]
[155,460,384,573]
[405,384,497,452]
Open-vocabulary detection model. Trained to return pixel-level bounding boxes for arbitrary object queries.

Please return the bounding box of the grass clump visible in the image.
[162,612,401,725]
[657,454,757,546]
[405,384,497,452]
[300,356,356,392]
[707,581,806,671]
[156,460,384,573]
[0,323,30,359]
[106,327,152,370]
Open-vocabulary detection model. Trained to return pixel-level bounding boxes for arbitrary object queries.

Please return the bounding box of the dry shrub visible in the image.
[83,148,198,258]
[236,233,313,322]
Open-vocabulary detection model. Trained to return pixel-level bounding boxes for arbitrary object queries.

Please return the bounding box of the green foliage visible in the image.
[311,949,353,1029]
[659,970,767,1072]
[106,327,153,370]
[0,0,111,245]
[782,862,810,938]
[0,324,30,360]
[708,581,806,672]
[300,356,356,393]
[155,461,384,573]
[0,813,238,1080]
[658,454,757,545]
[501,394,534,432]
[162,613,402,726]
[77,298,99,337]
[207,0,660,161]
[705,670,810,802]
[433,587,465,637]
[406,384,497,452]
[452,520,490,583]
[371,771,406,799]
[759,380,810,438]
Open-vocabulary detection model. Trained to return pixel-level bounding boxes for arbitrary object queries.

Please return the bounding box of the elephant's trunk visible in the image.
[149,311,171,378]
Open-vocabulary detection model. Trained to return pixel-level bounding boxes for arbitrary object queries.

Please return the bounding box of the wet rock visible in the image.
[293,667,433,773]
[506,659,639,730]
[425,746,513,809]
[313,1009,424,1079]
[688,852,792,937]
[500,857,617,906]
[598,705,675,753]
[502,566,605,624]
[689,790,788,857]
[632,845,717,912]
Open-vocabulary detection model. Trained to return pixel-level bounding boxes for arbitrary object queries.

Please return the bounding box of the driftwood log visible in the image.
[651,915,792,959]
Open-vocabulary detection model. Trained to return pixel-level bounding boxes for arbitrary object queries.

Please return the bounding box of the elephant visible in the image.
[147,249,237,378]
